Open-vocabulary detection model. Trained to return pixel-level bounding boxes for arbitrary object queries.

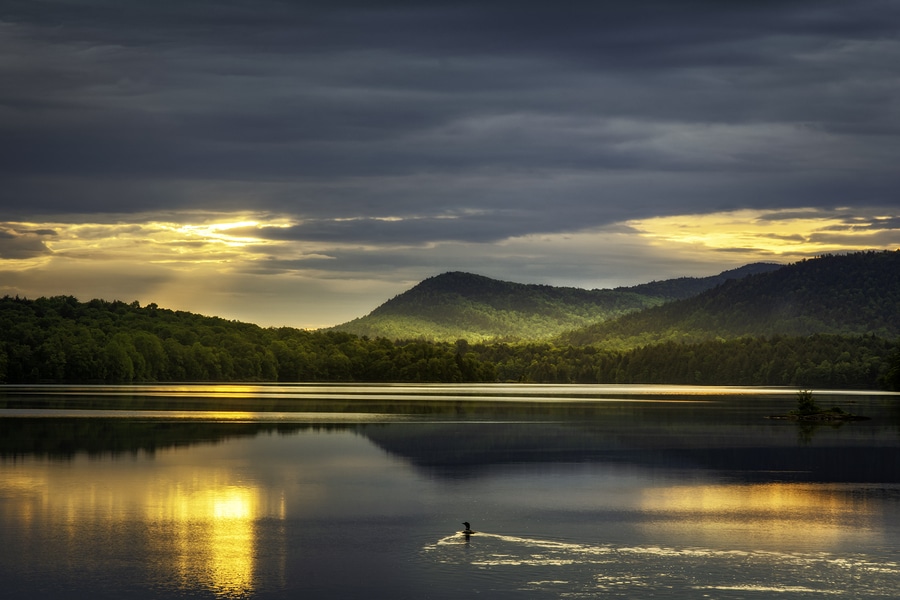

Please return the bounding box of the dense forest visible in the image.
[332,271,662,342]
[0,295,492,384]
[331,264,780,342]
[470,335,898,389]
[1,294,898,389]
[561,251,900,348]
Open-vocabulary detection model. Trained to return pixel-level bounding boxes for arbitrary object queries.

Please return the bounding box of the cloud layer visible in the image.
[1,1,898,326]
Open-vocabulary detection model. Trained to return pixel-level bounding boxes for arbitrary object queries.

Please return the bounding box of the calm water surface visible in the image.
[1,384,899,599]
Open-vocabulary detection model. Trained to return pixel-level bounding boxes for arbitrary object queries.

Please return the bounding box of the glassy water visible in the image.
[1,384,899,598]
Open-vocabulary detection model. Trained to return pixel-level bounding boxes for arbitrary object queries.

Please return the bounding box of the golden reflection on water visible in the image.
[639,483,882,548]
[152,484,272,597]
[0,456,285,598]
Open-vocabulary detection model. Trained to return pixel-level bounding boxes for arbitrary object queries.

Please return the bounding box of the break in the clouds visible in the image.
[0,1,899,327]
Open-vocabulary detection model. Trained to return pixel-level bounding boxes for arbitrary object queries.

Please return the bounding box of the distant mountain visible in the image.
[4,252,896,387]
[330,263,781,342]
[560,250,900,348]
[621,262,783,299]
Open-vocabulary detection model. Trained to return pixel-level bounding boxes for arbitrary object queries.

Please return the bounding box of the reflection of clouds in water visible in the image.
[423,531,900,597]
[638,483,886,550]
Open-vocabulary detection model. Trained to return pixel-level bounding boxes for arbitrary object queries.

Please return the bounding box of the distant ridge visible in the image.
[330,263,782,342]
[560,250,900,348]
[3,251,897,387]
[621,262,783,299]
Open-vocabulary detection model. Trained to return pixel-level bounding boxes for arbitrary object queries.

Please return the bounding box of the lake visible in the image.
[1,384,899,599]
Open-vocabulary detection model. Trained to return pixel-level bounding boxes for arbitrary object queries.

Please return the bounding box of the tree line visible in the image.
[1,295,898,389]
[470,335,899,389]
[0,296,496,383]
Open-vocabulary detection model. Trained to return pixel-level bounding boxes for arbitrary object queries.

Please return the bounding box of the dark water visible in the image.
[1,384,899,599]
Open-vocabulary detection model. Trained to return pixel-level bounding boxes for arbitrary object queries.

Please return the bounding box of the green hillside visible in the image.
[331,265,781,342]
[561,251,900,349]
[2,253,898,388]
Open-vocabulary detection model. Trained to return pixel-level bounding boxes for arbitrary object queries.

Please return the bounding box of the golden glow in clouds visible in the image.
[4,207,896,274]
[0,206,897,326]
[628,208,900,258]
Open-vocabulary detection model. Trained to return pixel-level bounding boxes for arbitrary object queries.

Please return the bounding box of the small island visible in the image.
[766,390,870,422]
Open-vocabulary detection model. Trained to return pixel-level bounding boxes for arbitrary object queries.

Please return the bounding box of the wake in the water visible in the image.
[423,531,900,598]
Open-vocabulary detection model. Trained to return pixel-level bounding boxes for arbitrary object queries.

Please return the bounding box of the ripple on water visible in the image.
[422,532,900,598]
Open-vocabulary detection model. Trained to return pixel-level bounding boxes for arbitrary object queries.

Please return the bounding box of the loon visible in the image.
[462,522,474,535]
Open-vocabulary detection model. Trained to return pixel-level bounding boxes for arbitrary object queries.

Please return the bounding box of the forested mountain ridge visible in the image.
[330,264,781,342]
[330,272,659,342]
[1,278,898,389]
[621,262,782,299]
[561,250,900,348]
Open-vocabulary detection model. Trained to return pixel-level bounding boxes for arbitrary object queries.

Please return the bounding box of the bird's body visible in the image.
[462,522,474,535]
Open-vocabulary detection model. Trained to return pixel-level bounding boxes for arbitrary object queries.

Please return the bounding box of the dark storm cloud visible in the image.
[234,210,535,245]
[1,1,898,238]
[0,227,53,259]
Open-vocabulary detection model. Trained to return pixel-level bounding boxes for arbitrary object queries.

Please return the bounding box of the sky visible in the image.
[1,0,899,328]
